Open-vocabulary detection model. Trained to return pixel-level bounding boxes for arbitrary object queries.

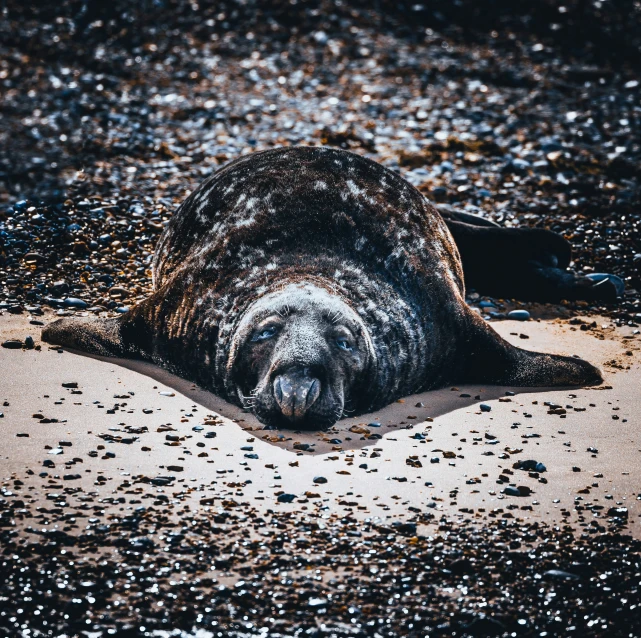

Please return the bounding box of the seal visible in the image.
[42,146,604,429]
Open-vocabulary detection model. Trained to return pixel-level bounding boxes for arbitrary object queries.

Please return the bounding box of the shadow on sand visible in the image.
[65,347,571,457]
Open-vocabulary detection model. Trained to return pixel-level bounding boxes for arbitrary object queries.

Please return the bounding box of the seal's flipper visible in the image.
[461,310,603,387]
[42,316,126,356]
[42,306,152,359]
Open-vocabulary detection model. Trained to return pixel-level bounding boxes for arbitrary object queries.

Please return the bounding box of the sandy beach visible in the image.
[2,310,639,535]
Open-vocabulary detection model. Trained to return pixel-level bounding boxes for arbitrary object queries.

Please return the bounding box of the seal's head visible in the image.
[228,283,375,429]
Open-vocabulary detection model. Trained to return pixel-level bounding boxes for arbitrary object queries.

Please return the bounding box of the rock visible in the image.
[2,340,23,349]
[543,569,580,581]
[479,403,491,412]
[504,485,531,496]
[507,310,530,321]
[109,286,129,298]
[277,493,296,503]
[166,465,184,472]
[24,336,35,349]
[23,252,45,264]
[513,459,547,473]
[313,476,328,484]
[51,280,70,294]
[63,297,88,309]
[607,507,628,519]
[585,273,625,296]
[62,382,78,388]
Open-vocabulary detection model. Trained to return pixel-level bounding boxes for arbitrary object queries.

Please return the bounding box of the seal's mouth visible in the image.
[237,366,345,430]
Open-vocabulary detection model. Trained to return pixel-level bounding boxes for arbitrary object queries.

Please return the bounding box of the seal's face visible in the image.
[229,283,374,429]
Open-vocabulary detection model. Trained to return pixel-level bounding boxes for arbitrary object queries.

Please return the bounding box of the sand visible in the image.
[1,310,639,538]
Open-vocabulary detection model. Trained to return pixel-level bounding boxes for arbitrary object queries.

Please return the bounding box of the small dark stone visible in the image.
[513,459,547,473]
[313,476,328,484]
[63,297,88,309]
[543,569,580,581]
[2,339,23,349]
[277,493,296,503]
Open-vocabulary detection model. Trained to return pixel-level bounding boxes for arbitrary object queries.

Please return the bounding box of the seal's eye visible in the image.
[252,325,278,342]
[336,337,353,351]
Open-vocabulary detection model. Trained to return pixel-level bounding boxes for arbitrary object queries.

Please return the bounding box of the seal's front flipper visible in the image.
[42,316,126,357]
[461,310,602,387]
[42,307,151,359]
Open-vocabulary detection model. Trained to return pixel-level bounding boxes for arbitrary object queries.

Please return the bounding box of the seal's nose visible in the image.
[273,369,321,421]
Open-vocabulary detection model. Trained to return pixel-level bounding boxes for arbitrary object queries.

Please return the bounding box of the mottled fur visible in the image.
[43,147,602,427]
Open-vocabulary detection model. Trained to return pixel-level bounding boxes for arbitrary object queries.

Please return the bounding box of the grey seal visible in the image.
[43,146,603,428]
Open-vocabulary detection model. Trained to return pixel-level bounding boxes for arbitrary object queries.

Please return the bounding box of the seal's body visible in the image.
[43,147,602,428]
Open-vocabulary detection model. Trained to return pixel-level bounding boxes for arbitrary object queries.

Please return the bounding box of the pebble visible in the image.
[585,273,625,296]
[504,486,532,497]
[1,340,23,349]
[507,310,530,321]
[543,569,580,581]
[480,404,492,412]
[277,493,296,503]
[63,297,88,309]
[514,459,547,473]
[313,476,328,484]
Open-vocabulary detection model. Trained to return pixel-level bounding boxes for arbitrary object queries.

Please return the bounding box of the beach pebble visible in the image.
[63,297,88,309]
[586,273,625,296]
[504,485,531,497]
[508,310,530,321]
[313,476,328,484]
[543,569,580,581]
[480,403,492,412]
[2,339,23,349]
[277,493,296,503]
[513,459,547,473]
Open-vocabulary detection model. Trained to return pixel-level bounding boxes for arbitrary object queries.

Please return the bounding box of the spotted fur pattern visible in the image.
[140,146,465,410]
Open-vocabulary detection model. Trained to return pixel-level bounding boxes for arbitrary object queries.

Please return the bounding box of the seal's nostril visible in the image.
[273,377,284,404]
[273,373,321,421]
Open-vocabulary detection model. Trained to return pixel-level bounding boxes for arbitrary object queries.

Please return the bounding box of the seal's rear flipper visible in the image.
[42,308,151,359]
[461,311,603,387]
